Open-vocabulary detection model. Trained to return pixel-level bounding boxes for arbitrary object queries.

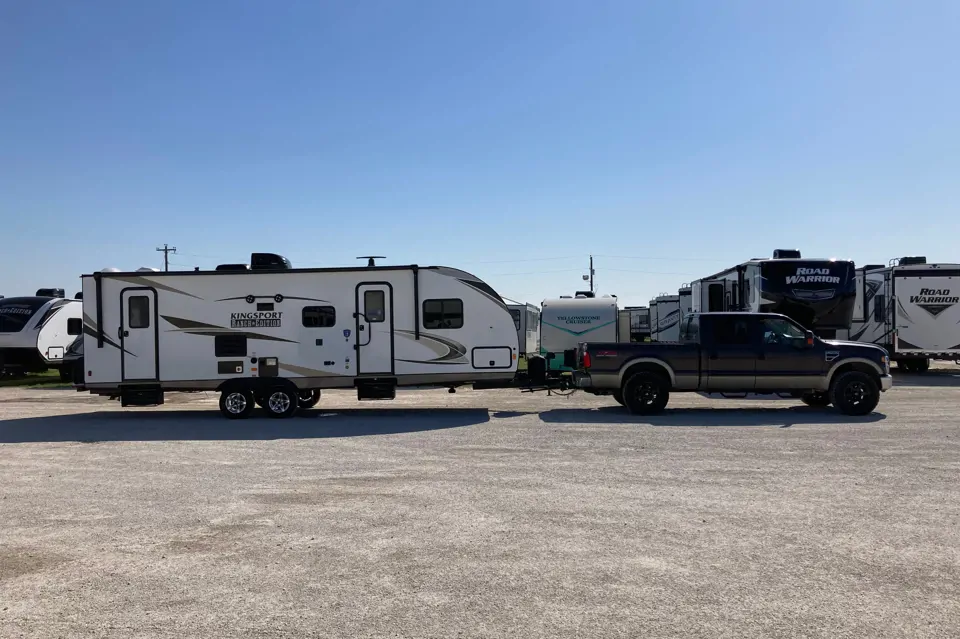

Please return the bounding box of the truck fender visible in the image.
[618,358,676,387]
[825,358,884,386]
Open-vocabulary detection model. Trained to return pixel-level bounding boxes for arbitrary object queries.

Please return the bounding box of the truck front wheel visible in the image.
[829,371,880,416]
[622,372,670,415]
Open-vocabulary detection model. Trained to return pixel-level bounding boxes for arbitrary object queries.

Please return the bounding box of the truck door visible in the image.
[754,316,823,391]
[355,283,394,375]
[703,315,756,391]
[120,289,158,381]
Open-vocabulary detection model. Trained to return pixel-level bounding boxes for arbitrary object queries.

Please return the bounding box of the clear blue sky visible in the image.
[2,1,958,307]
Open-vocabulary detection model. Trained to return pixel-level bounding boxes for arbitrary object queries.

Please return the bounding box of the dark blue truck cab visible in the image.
[574,312,893,416]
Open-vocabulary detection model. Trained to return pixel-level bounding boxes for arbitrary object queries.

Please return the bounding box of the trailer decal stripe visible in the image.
[110,276,204,300]
[542,319,617,336]
[160,315,299,343]
[394,330,468,363]
[277,362,345,377]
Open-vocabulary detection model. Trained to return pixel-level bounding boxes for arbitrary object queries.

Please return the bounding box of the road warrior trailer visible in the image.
[650,294,682,342]
[539,294,618,373]
[837,257,960,371]
[691,249,856,338]
[507,302,540,358]
[75,253,519,418]
[0,292,82,379]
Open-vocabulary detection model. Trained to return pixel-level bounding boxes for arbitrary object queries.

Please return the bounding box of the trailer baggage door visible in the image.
[120,289,158,381]
[356,283,394,374]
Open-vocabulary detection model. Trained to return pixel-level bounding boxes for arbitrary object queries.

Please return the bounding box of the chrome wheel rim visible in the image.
[225,392,247,414]
[268,391,291,413]
[299,391,314,402]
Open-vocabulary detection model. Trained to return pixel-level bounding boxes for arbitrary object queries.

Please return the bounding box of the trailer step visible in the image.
[120,385,164,407]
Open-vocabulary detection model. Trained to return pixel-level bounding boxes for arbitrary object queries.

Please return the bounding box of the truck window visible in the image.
[711,316,751,345]
[759,317,806,346]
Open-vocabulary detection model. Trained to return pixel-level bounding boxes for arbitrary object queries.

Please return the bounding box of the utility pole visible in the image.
[589,255,595,293]
[156,244,177,271]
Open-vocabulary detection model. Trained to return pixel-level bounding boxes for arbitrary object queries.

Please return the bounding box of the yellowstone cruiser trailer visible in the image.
[838,257,960,371]
[618,306,650,342]
[650,294,682,342]
[539,294,618,373]
[691,249,856,338]
[75,253,519,418]
[0,293,83,378]
[507,302,540,358]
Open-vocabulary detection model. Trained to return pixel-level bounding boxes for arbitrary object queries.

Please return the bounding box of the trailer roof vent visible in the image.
[250,253,292,270]
[574,290,595,298]
[137,266,161,272]
[862,264,884,271]
[215,263,250,271]
[99,267,121,273]
[74,292,83,300]
[35,288,65,298]
[357,255,386,267]
[898,256,927,266]
[773,249,802,259]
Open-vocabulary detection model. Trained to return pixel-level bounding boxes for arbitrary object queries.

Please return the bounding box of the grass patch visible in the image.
[0,370,69,389]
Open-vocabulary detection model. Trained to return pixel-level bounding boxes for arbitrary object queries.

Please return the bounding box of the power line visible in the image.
[592,254,726,263]
[156,244,177,271]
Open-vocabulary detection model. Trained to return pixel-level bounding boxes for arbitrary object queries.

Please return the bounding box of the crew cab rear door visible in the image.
[703,315,757,391]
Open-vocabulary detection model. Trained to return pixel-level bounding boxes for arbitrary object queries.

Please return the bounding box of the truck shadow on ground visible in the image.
[0,408,489,444]
[537,406,886,428]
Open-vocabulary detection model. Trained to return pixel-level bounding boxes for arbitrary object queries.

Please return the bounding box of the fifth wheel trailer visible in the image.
[0,293,82,379]
[75,253,519,418]
[650,294,681,342]
[838,257,960,371]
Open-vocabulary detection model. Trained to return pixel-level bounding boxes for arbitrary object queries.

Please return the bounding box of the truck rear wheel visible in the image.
[612,390,624,406]
[829,371,880,416]
[622,372,670,415]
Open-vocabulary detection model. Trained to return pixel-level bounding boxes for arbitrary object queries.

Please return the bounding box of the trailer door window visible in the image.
[128,296,150,329]
[364,290,385,323]
[423,299,464,329]
[302,306,336,328]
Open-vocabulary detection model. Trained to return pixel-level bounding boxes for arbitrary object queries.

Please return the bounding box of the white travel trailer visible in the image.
[540,293,618,373]
[617,306,650,342]
[838,257,960,371]
[0,292,83,379]
[507,302,540,358]
[691,249,857,338]
[650,294,682,342]
[75,254,519,418]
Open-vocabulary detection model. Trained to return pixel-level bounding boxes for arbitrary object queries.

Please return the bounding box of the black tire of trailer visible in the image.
[298,389,321,409]
[829,370,880,416]
[219,387,256,419]
[914,358,930,373]
[800,391,831,408]
[260,381,300,418]
[621,371,670,416]
[59,365,72,382]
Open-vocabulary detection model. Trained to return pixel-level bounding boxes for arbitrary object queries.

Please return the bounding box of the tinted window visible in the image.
[128,296,150,329]
[302,306,336,328]
[67,317,82,336]
[711,316,751,345]
[215,334,247,357]
[708,283,725,312]
[365,290,385,323]
[423,299,464,329]
[873,295,885,322]
[509,309,521,330]
[0,298,46,333]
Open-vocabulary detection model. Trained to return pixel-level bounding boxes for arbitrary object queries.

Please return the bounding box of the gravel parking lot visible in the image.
[2,372,959,638]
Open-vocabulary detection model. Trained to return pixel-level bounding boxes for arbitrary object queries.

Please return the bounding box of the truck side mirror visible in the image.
[803,330,815,348]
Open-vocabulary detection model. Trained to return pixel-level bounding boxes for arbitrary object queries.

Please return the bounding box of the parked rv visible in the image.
[507,302,540,358]
[0,291,82,379]
[691,249,857,338]
[74,253,519,418]
[650,294,682,342]
[838,257,960,371]
[618,306,650,343]
[539,293,618,374]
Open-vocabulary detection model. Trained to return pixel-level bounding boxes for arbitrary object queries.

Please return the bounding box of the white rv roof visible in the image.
[542,297,617,310]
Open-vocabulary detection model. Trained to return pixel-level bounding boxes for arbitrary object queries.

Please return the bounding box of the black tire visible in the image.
[298,389,321,409]
[219,388,255,419]
[59,366,72,382]
[800,391,831,407]
[621,372,670,415]
[914,358,930,373]
[897,360,914,373]
[262,386,299,418]
[612,390,624,406]
[829,371,880,416]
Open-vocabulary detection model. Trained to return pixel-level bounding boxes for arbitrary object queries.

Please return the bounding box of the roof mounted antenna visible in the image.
[357,255,386,267]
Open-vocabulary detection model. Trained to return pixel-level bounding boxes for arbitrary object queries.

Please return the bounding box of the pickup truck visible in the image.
[573,312,893,416]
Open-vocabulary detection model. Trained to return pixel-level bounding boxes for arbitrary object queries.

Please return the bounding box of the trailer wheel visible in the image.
[829,371,880,416]
[263,386,299,418]
[621,371,670,415]
[914,358,930,373]
[800,391,831,407]
[59,366,72,382]
[298,389,321,409]
[612,390,624,406]
[219,389,255,419]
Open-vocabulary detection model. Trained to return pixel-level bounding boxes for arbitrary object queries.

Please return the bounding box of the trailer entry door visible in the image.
[121,289,158,381]
[356,283,394,375]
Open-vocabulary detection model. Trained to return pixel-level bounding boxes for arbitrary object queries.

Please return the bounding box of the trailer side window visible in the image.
[215,334,247,357]
[873,294,885,322]
[67,318,82,336]
[128,296,150,329]
[423,299,464,329]
[302,306,336,328]
[364,290,385,323]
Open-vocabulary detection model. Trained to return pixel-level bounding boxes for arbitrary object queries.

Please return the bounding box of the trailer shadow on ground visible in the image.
[0,408,489,444]
[536,405,886,428]
[892,370,960,387]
